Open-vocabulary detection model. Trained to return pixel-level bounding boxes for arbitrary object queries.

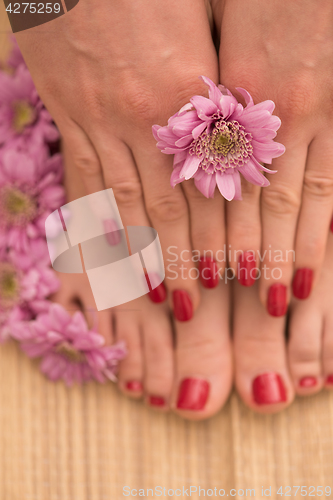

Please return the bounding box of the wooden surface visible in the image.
[1,8,333,500]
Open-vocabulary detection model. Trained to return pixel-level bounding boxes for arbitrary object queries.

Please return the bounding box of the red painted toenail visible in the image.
[149,395,166,407]
[177,378,209,410]
[299,376,317,388]
[253,373,287,405]
[292,268,313,300]
[172,290,193,322]
[198,257,219,289]
[126,380,143,392]
[238,251,257,287]
[267,284,287,317]
[326,375,333,385]
[145,272,167,304]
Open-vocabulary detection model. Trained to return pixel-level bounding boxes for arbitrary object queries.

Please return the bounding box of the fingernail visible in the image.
[149,395,166,407]
[292,268,313,300]
[253,373,287,405]
[238,251,257,287]
[125,380,143,392]
[172,290,193,322]
[330,217,333,233]
[267,283,287,317]
[326,375,333,385]
[177,378,210,410]
[299,376,317,388]
[198,257,219,289]
[145,272,167,303]
[103,218,121,246]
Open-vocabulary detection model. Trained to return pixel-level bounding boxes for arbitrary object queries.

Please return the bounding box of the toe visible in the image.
[172,282,233,421]
[115,304,144,399]
[142,302,174,411]
[233,281,294,413]
[288,301,323,395]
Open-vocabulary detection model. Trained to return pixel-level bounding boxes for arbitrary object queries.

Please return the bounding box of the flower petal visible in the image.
[194,172,216,198]
[252,139,286,164]
[190,95,217,120]
[200,76,223,107]
[240,159,270,187]
[216,172,236,201]
[180,155,201,180]
[236,87,254,107]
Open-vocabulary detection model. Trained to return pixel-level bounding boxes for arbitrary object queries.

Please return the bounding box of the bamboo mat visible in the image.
[1,9,333,500]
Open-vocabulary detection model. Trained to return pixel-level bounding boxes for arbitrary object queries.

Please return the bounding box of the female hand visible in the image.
[15,0,226,321]
[212,0,333,315]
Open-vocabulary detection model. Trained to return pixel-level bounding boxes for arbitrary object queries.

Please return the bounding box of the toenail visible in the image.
[125,380,143,392]
[172,290,193,322]
[177,378,210,410]
[326,375,333,385]
[198,257,219,289]
[145,272,167,304]
[253,373,287,405]
[103,218,121,246]
[237,251,257,287]
[299,376,317,388]
[292,268,313,300]
[148,395,166,407]
[267,283,287,317]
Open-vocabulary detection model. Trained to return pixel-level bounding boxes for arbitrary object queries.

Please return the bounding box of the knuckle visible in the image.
[112,178,143,207]
[146,194,187,223]
[262,184,300,216]
[277,76,316,120]
[121,84,161,124]
[73,153,100,177]
[303,171,333,200]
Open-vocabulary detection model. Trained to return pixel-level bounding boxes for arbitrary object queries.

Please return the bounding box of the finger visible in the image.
[90,131,168,305]
[61,119,105,195]
[292,135,333,300]
[260,142,307,316]
[182,178,226,289]
[226,178,261,287]
[134,146,201,322]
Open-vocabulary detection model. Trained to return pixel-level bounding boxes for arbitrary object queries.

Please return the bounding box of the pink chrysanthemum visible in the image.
[153,76,285,201]
[0,64,59,148]
[0,305,30,343]
[7,36,26,70]
[0,148,65,252]
[0,250,59,316]
[11,303,127,386]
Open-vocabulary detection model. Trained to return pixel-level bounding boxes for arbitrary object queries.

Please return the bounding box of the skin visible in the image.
[15,0,225,319]
[212,0,333,309]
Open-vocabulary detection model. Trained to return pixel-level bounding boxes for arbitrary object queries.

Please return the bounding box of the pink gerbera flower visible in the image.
[153,76,285,200]
[0,305,30,343]
[11,303,127,386]
[0,148,65,252]
[0,64,59,148]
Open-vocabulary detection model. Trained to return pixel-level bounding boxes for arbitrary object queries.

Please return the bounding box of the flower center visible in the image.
[189,118,253,173]
[12,100,36,133]
[0,264,19,305]
[56,341,85,363]
[0,187,37,226]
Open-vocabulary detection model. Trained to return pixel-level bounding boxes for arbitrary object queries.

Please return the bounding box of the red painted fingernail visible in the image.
[326,375,333,385]
[267,283,287,317]
[126,380,143,392]
[103,218,121,246]
[198,257,219,289]
[238,251,257,287]
[299,376,317,388]
[145,273,167,303]
[149,395,166,407]
[292,268,313,300]
[253,373,287,405]
[330,217,333,233]
[172,290,193,322]
[177,378,210,410]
